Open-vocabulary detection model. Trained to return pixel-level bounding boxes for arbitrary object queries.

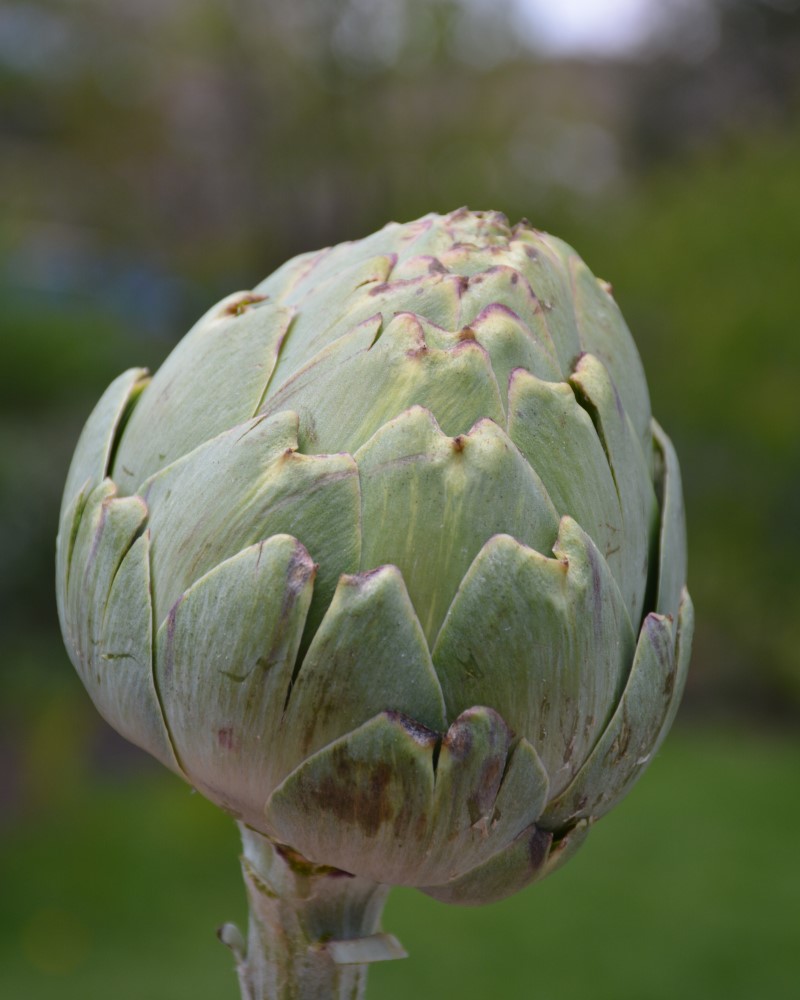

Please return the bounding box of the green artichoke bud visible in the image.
[57,209,692,911]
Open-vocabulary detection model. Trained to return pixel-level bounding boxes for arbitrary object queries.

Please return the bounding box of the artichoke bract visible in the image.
[57,209,692,996]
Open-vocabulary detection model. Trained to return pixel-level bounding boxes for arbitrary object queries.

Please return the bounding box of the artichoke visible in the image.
[56,209,692,997]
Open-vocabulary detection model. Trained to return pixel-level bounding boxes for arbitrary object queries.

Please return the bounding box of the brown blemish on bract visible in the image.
[316,746,394,839]
[610,705,633,761]
[645,614,673,668]
[392,789,428,844]
[443,719,473,760]
[405,343,429,360]
[161,594,186,681]
[470,753,504,811]
[224,294,267,316]
[299,694,338,755]
[452,435,466,453]
[386,711,439,748]
[341,566,388,588]
[467,799,488,832]
[528,826,552,871]
[286,545,316,595]
[217,727,235,750]
[570,350,588,376]
[311,714,437,839]
[413,809,430,843]
[274,841,352,879]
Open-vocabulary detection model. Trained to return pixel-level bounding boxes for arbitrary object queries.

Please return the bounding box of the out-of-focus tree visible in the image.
[629,0,800,164]
[1,0,799,725]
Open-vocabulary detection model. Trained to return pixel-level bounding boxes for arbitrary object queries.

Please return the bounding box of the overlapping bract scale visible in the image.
[155,535,316,827]
[56,370,179,775]
[139,409,360,634]
[57,209,692,903]
[258,313,506,455]
[113,293,293,494]
[58,479,176,768]
[264,705,552,894]
[433,518,635,797]
[355,406,560,644]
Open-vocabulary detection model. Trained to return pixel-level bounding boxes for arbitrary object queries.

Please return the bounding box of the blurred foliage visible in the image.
[572,133,800,709]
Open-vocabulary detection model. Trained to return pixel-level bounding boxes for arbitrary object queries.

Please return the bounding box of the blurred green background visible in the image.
[1,0,799,997]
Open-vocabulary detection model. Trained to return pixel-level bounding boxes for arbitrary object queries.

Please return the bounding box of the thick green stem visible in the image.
[220,823,406,1000]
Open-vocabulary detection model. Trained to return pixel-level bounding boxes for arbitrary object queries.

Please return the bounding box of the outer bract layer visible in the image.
[57,209,692,905]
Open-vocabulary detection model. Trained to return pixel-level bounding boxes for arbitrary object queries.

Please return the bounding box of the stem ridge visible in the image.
[222,824,405,999]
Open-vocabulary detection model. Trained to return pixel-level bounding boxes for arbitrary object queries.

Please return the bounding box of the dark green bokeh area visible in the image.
[2,0,799,996]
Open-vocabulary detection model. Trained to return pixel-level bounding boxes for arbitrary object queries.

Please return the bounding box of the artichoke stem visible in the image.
[221,823,406,1000]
